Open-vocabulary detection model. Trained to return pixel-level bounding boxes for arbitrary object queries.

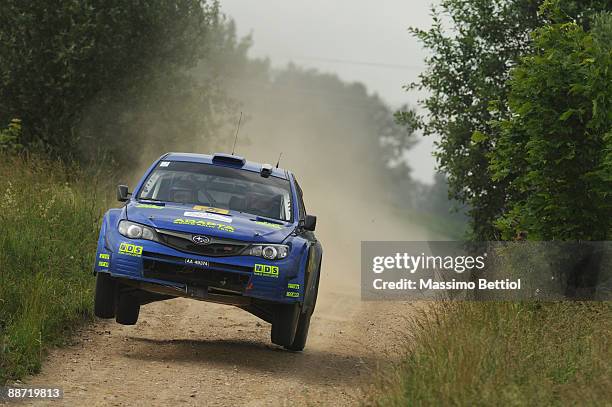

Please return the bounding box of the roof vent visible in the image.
[260,164,273,178]
[212,153,246,167]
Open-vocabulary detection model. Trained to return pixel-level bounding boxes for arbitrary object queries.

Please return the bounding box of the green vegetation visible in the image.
[0,154,111,383]
[0,0,227,165]
[373,302,612,406]
[490,10,612,240]
[401,0,611,240]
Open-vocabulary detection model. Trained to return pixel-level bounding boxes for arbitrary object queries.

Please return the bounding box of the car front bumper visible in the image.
[94,228,306,305]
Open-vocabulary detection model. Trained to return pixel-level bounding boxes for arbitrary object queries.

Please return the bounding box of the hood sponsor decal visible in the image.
[184,211,232,224]
[173,218,235,232]
[192,205,230,215]
[253,220,283,230]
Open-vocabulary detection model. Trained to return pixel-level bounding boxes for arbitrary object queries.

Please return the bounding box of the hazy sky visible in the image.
[220,0,439,183]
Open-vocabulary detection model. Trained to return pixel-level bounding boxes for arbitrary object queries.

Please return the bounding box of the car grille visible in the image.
[155,229,248,257]
[142,257,250,292]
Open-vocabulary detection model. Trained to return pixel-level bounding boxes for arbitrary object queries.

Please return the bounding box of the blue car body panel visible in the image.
[94,153,320,306]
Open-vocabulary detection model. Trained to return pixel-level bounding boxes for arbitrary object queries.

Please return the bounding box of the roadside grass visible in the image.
[371,301,612,406]
[0,154,111,384]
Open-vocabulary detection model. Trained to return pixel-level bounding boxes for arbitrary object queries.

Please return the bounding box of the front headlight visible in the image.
[245,244,289,260]
[118,220,157,241]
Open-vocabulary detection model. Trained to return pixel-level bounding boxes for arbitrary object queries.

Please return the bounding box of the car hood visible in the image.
[125,201,295,243]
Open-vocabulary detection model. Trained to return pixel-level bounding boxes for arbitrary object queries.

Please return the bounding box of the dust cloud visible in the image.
[218,70,435,296]
[123,65,436,296]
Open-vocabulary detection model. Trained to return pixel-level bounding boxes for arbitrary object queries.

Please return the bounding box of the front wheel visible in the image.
[116,294,140,325]
[94,273,116,319]
[284,312,312,351]
[286,273,319,351]
[270,303,300,347]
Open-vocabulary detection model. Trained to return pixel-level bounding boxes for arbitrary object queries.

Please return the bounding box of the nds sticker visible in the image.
[184,211,232,224]
[254,264,279,278]
[119,242,143,257]
[159,161,170,167]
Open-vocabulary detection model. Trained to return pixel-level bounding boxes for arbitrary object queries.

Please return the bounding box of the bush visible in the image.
[489,11,612,240]
[0,119,23,153]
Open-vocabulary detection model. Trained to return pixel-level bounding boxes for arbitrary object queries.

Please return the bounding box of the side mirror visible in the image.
[303,214,317,231]
[117,185,130,202]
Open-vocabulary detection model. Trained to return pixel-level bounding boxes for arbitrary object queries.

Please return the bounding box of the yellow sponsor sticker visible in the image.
[288,283,300,289]
[98,261,109,267]
[99,253,110,259]
[173,218,235,232]
[286,291,300,298]
[192,205,230,215]
[119,242,143,257]
[254,264,279,278]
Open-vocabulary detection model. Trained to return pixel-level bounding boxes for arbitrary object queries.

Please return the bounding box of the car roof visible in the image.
[161,152,290,180]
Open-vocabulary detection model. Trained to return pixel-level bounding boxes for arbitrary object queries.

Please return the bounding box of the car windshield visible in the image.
[137,161,292,222]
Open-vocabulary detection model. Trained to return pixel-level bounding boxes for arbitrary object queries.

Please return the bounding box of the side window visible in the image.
[294,179,306,221]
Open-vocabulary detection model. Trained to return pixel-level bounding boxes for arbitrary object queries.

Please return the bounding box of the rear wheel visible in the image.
[116,294,140,325]
[94,273,116,319]
[270,303,300,347]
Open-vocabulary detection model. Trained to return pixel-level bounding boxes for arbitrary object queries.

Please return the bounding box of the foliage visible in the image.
[0,154,112,383]
[0,119,23,153]
[401,0,610,240]
[490,10,612,240]
[0,0,226,165]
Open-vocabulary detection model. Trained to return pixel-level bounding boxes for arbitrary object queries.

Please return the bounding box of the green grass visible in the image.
[371,302,612,406]
[0,154,111,383]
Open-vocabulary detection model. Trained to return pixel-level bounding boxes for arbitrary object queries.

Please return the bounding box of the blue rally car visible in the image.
[93,152,322,351]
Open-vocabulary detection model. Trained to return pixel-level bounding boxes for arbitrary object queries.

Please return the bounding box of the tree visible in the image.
[490,10,612,241]
[0,0,224,164]
[400,0,610,240]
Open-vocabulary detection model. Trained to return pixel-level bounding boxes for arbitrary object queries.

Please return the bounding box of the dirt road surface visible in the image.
[26,285,417,406]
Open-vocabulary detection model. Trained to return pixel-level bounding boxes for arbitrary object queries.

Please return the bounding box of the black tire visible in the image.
[270,303,300,347]
[286,273,320,351]
[285,312,312,351]
[116,294,140,325]
[94,273,116,319]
